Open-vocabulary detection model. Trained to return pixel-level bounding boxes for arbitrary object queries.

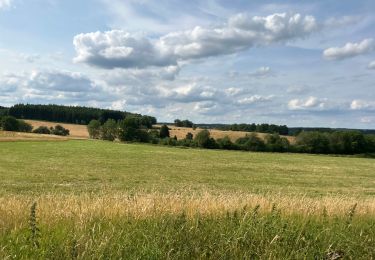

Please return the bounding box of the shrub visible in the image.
[51,125,70,136]
[1,116,20,131]
[33,126,51,134]
[185,132,193,140]
[236,133,265,151]
[265,133,290,152]
[194,130,217,149]
[217,136,237,150]
[159,125,170,138]
[87,120,101,139]
[101,119,118,141]
[17,120,33,133]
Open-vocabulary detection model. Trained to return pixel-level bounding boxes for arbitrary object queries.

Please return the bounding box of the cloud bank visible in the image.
[73,12,318,69]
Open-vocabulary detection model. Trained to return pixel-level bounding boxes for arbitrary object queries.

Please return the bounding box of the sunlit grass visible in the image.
[0,140,374,258]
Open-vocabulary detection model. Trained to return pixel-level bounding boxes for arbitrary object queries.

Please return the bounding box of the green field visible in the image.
[1,140,375,259]
[1,140,374,196]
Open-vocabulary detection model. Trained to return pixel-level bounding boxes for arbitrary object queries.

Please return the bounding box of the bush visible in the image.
[185,132,193,140]
[33,126,51,134]
[265,133,290,152]
[236,133,265,151]
[1,116,20,131]
[101,119,118,141]
[51,125,70,136]
[194,130,217,149]
[18,120,33,133]
[87,120,101,139]
[217,136,237,150]
[159,125,170,138]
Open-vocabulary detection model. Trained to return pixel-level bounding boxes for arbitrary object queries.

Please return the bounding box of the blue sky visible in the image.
[0,0,375,128]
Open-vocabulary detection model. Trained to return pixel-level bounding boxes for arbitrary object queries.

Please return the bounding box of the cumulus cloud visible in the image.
[237,95,273,105]
[0,0,12,10]
[367,60,375,69]
[288,96,327,110]
[74,12,318,69]
[0,70,115,105]
[323,38,375,60]
[350,99,375,111]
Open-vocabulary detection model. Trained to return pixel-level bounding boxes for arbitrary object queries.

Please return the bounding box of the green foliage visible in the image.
[236,133,266,151]
[33,126,51,135]
[1,116,20,131]
[185,132,193,140]
[174,119,194,128]
[194,130,217,149]
[51,125,70,136]
[0,106,9,116]
[265,133,290,152]
[218,123,289,135]
[87,120,101,139]
[295,131,374,154]
[159,125,170,138]
[0,116,32,132]
[118,117,150,142]
[217,136,236,150]
[100,119,118,141]
[7,103,156,126]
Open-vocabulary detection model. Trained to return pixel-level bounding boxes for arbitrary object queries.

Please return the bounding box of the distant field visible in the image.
[158,125,296,143]
[0,130,70,142]
[25,120,89,138]
[1,140,374,258]
[25,120,295,143]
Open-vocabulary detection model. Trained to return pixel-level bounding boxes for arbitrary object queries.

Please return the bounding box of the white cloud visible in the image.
[74,12,318,69]
[0,0,12,10]
[323,38,375,60]
[237,95,273,105]
[0,70,114,105]
[367,60,375,69]
[249,66,273,78]
[350,99,375,111]
[288,96,327,110]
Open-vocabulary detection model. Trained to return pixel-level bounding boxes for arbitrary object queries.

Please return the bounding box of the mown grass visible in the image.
[0,140,374,259]
[0,140,374,196]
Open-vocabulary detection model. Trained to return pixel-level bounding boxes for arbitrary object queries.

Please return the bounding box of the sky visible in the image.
[0,0,374,128]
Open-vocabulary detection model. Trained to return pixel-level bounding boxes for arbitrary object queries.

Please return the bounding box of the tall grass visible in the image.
[1,192,374,259]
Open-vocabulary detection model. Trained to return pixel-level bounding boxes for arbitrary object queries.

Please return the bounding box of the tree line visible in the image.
[88,120,375,155]
[215,123,289,135]
[174,119,194,128]
[6,104,156,126]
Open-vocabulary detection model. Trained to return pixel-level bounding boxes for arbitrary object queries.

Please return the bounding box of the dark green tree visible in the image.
[100,119,118,141]
[194,130,217,148]
[159,125,170,138]
[87,120,101,139]
[33,126,51,134]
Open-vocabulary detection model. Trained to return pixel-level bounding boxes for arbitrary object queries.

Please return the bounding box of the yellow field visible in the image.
[24,120,295,142]
[160,125,296,143]
[25,120,89,138]
[0,131,70,142]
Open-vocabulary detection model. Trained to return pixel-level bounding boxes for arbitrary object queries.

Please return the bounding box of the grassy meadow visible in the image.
[0,140,374,259]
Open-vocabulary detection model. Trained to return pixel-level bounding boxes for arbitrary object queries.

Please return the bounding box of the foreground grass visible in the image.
[0,140,374,258]
[1,195,374,259]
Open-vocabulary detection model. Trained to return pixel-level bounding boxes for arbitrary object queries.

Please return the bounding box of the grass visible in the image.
[0,130,71,142]
[0,140,374,259]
